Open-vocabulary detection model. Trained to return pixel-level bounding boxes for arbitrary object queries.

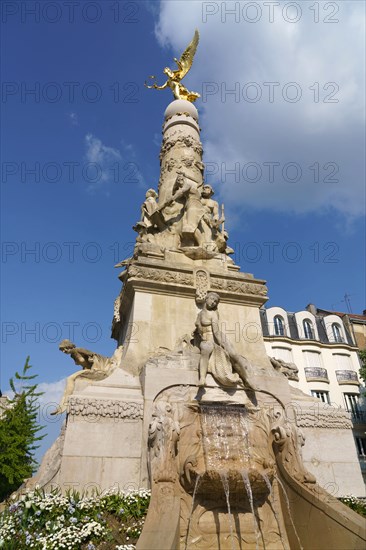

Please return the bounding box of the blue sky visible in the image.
[1,1,365,461]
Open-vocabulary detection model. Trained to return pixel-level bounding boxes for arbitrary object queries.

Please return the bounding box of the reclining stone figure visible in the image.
[51,340,121,415]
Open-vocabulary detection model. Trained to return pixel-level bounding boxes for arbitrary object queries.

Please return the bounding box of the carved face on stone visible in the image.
[146,189,158,199]
[175,174,184,188]
[59,339,76,354]
[205,292,220,310]
[166,159,175,171]
[202,185,214,198]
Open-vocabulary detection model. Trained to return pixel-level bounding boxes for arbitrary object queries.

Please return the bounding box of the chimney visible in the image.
[306,303,317,315]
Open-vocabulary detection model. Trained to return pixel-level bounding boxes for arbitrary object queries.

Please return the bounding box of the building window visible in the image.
[272,347,293,363]
[332,323,343,342]
[311,390,330,404]
[355,437,366,457]
[334,354,351,370]
[303,319,314,339]
[274,315,285,336]
[344,393,360,417]
[304,351,323,369]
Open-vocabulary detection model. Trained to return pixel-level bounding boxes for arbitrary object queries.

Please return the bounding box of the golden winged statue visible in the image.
[145,29,200,103]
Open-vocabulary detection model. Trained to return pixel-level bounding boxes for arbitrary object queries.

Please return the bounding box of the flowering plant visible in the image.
[339,494,366,517]
[0,487,150,549]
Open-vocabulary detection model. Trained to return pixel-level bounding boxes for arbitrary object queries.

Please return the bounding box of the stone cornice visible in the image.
[121,260,268,306]
[264,335,358,352]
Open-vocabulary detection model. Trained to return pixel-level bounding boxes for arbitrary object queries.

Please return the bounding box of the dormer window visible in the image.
[303,319,314,339]
[274,315,285,336]
[332,323,343,342]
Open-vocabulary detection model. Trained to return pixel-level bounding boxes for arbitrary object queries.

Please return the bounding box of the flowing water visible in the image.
[200,404,255,549]
[200,404,250,470]
[185,474,201,550]
[276,475,303,550]
[261,473,289,550]
[200,404,251,548]
[220,471,235,550]
[198,404,298,550]
[241,470,260,550]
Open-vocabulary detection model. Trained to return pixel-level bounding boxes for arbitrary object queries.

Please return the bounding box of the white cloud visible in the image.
[84,134,145,192]
[37,379,66,410]
[69,112,79,126]
[155,1,365,221]
[153,133,161,147]
[3,379,66,421]
[85,133,121,182]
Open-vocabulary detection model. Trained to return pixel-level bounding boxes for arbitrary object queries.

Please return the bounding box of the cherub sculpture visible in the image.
[145,29,200,103]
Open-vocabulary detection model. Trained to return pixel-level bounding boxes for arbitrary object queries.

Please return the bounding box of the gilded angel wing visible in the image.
[174,29,200,80]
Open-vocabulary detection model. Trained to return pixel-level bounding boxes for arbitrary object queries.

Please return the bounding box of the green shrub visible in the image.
[0,358,45,501]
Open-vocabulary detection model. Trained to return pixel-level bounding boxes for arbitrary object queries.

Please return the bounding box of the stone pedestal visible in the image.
[114,254,269,376]
[48,369,144,493]
[293,397,365,496]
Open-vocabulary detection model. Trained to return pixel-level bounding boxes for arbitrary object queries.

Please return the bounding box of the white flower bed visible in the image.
[0,487,150,549]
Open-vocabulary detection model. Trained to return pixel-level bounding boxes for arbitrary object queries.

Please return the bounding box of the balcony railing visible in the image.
[304,367,329,382]
[349,410,366,424]
[336,370,359,384]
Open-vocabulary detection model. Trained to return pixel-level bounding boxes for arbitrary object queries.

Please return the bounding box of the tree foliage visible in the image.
[0,357,45,501]
[359,349,366,386]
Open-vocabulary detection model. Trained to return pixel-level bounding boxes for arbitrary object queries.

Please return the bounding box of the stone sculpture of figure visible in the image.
[200,184,219,234]
[195,292,254,389]
[270,356,299,381]
[132,181,235,256]
[200,184,225,250]
[51,340,121,415]
[133,189,165,235]
[140,189,159,228]
[200,185,234,255]
[163,173,206,246]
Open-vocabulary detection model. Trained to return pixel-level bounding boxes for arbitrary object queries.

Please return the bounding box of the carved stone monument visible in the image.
[33,33,365,549]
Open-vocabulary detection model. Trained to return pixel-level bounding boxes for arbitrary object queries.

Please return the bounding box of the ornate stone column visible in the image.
[158,99,203,206]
